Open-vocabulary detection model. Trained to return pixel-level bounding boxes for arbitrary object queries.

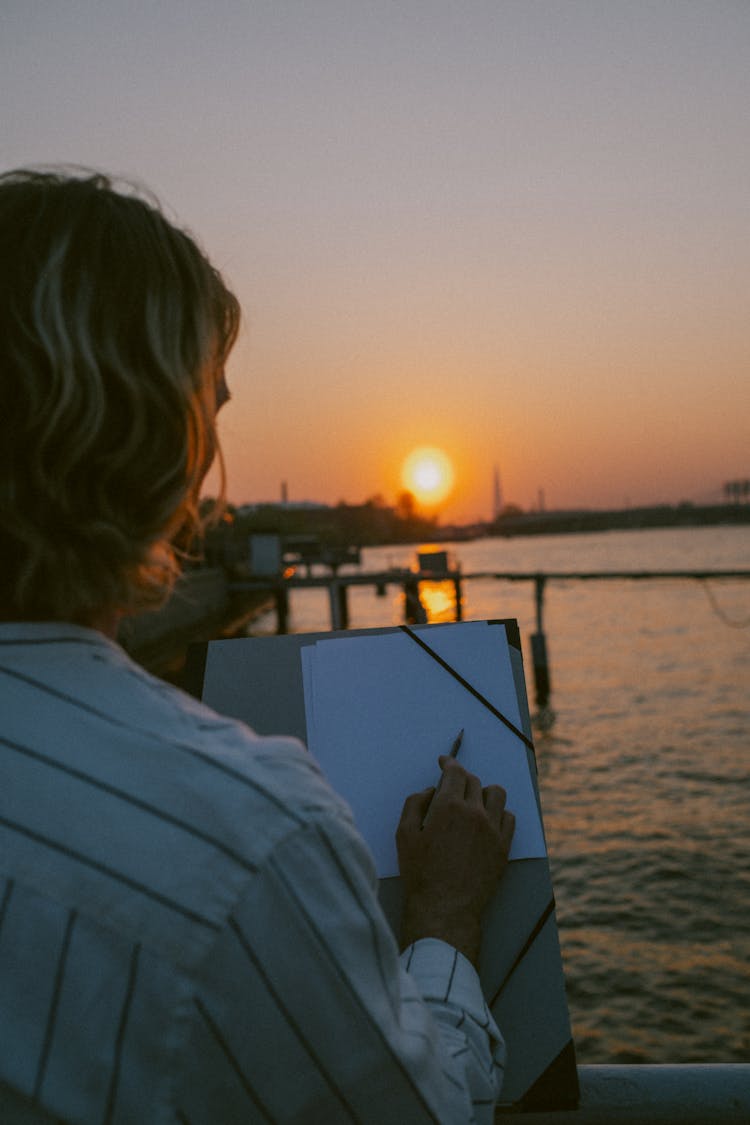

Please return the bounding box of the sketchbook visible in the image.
[186,621,579,1111]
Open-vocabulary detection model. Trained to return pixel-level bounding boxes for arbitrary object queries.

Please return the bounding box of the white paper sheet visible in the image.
[302,623,546,876]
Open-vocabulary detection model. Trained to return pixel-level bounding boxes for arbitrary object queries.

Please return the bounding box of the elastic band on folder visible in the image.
[399,626,535,753]
[489,897,555,1007]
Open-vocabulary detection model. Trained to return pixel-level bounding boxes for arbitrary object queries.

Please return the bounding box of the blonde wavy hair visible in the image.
[0,167,240,622]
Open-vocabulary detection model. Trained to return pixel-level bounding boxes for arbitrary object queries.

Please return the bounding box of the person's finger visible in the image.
[464,770,483,805]
[399,788,434,828]
[499,809,516,852]
[436,756,471,798]
[482,784,508,819]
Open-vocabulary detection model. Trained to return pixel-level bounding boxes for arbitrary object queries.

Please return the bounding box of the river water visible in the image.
[251,525,750,1064]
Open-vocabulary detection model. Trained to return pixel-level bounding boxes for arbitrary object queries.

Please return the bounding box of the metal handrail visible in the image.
[496,1064,750,1123]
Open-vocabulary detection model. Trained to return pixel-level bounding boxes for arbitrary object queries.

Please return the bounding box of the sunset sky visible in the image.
[3,1,749,523]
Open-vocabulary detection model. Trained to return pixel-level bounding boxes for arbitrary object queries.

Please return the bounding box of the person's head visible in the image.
[0,166,240,625]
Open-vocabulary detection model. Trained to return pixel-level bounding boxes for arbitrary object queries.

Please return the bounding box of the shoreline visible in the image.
[442,503,750,542]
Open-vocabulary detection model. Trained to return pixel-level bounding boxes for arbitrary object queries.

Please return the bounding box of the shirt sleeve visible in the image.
[177,807,505,1124]
[400,938,506,1124]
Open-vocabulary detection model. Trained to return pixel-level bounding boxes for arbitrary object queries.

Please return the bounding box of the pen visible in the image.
[421,728,464,828]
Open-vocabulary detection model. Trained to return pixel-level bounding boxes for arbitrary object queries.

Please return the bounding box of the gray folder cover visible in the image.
[188,621,578,1111]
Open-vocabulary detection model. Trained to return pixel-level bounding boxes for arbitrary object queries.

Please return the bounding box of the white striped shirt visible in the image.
[0,623,505,1123]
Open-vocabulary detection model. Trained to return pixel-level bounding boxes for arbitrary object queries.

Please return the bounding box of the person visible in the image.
[0,167,515,1124]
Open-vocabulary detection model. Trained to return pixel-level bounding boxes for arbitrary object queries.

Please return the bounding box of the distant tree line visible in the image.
[198,491,440,568]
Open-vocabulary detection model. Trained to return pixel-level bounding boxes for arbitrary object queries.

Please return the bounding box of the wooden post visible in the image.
[453,575,463,621]
[403,577,427,624]
[338,581,349,629]
[328,579,349,630]
[530,574,551,709]
[275,584,289,634]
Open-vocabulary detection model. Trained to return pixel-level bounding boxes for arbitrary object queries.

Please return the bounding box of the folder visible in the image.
[186,620,579,1111]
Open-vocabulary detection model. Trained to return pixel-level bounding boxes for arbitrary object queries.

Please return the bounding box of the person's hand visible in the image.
[396,755,515,968]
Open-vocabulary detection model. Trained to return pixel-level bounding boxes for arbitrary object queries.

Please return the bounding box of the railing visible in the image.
[496,1064,750,1123]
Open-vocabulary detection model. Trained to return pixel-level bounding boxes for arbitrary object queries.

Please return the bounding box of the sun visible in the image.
[401,446,455,506]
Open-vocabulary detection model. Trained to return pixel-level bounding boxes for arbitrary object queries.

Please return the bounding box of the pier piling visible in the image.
[531,575,551,709]
[403,576,428,625]
[328,579,350,631]
[275,586,289,634]
[453,575,463,621]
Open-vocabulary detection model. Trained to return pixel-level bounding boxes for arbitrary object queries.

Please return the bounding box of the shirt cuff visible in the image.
[399,937,500,1039]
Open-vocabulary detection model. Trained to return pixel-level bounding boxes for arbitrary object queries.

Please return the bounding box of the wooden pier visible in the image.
[228,566,464,632]
[228,566,750,715]
[230,566,750,633]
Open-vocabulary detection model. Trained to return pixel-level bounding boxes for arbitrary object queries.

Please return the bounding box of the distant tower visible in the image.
[493,465,503,520]
[281,481,288,505]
